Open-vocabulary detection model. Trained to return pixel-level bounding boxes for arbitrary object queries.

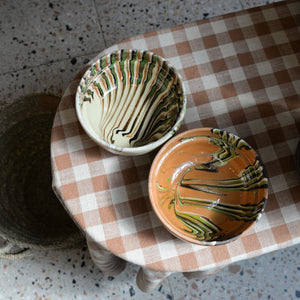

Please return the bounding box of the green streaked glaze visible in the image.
[156,130,268,242]
[78,49,185,148]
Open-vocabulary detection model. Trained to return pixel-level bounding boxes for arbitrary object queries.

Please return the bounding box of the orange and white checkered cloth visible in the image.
[51,0,300,272]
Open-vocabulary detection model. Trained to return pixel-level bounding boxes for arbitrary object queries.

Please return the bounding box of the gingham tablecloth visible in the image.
[51,0,300,272]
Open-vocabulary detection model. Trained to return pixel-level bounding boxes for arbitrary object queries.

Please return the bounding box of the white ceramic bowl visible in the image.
[75,49,186,155]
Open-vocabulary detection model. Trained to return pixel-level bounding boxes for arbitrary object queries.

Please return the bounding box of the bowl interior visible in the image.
[149,128,268,245]
[76,49,186,150]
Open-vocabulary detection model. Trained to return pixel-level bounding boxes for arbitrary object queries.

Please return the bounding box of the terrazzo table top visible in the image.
[51,0,300,273]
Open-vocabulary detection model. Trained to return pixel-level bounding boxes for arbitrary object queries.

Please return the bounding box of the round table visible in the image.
[51,0,300,292]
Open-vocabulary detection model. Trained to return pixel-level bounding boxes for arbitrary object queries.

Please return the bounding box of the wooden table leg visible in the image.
[136,267,172,293]
[87,240,126,276]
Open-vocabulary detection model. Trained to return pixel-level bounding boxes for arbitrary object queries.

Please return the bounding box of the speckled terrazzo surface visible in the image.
[1,244,299,299]
[1,0,299,299]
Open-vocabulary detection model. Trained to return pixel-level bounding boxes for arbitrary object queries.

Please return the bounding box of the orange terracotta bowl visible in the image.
[149,128,268,245]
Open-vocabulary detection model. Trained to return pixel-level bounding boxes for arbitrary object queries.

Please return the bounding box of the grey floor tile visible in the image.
[95,0,243,47]
[239,0,284,9]
[0,53,96,105]
[210,0,243,17]
[168,244,300,299]
[0,0,105,74]
[95,0,204,47]
[0,246,173,299]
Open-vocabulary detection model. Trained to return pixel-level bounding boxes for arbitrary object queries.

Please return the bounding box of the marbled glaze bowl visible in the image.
[76,49,186,155]
[149,128,268,245]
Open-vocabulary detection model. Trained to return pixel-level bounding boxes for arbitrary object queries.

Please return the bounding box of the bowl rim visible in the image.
[75,49,187,155]
[148,127,268,245]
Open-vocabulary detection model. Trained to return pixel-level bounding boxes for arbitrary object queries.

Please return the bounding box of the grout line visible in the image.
[239,0,246,9]
[166,275,175,299]
[92,0,108,49]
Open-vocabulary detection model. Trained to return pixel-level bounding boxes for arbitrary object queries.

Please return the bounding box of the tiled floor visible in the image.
[1,0,299,299]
